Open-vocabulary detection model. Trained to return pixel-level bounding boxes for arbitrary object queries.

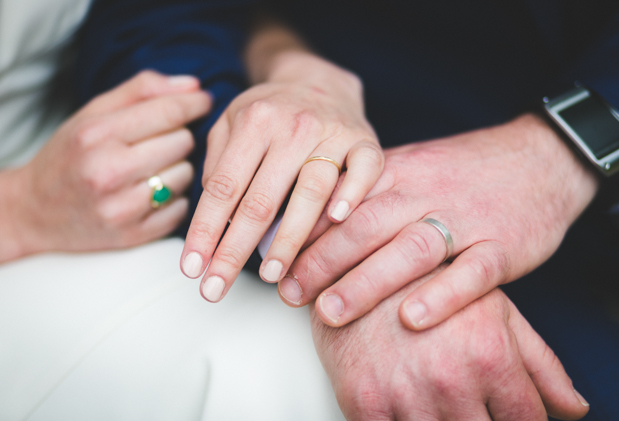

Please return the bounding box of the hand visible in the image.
[4,71,211,260]
[280,114,598,330]
[180,51,383,303]
[312,268,590,420]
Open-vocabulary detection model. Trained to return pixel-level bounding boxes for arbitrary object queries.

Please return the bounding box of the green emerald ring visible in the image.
[147,175,172,209]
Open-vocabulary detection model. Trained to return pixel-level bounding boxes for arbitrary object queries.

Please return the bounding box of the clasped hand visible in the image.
[8,71,211,258]
[284,114,598,332]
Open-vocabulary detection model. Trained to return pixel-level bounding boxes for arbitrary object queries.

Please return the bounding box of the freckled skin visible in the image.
[288,114,598,332]
[312,268,589,421]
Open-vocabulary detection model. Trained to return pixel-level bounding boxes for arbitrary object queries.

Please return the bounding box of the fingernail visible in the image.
[574,389,589,407]
[331,200,350,222]
[168,75,198,87]
[182,252,204,278]
[201,276,225,302]
[404,301,427,327]
[262,260,283,283]
[320,294,344,323]
[279,276,303,304]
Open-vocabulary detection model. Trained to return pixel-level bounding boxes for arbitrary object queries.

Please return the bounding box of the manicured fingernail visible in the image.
[404,301,427,327]
[331,200,350,222]
[201,276,225,302]
[320,294,344,323]
[574,389,589,407]
[182,252,204,278]
[262,260,283,283]
[168,75,197,87]
[279,276,303,304]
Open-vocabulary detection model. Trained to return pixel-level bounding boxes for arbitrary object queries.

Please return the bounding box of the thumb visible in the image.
[508,299,590,420]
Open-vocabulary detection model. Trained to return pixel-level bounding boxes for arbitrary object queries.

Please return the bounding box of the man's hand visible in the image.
[279,114,598,330]
[312,268,590,420]
[1,71,211,262]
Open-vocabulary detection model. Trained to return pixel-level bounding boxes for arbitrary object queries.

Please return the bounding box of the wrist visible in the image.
[510,113,600,224]
[267,50,363,97]
[0,167,40,262]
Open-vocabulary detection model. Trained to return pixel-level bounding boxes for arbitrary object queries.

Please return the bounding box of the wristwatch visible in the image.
[543,83,619,177]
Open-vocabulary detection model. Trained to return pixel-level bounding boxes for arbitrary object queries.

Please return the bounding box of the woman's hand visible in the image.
[180,49,383,303]
[1,71,212,262]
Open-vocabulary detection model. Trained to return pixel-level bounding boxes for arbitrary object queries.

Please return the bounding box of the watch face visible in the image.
[558,95,619,159]
[545,86,619,176]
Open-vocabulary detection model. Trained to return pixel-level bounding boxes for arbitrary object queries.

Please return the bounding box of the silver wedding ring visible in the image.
[420,218,454,263]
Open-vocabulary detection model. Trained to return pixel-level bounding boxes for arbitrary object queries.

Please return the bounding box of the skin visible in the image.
[312,267,590,421]
[281,114,598,333]
[180,21,384,303]
[0,71,212,262]
[176,18,592,419]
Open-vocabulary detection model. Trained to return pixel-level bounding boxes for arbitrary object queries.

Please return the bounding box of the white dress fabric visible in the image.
[0,1,345,419]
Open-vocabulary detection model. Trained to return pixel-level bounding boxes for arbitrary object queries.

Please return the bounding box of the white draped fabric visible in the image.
[0,1,344,419]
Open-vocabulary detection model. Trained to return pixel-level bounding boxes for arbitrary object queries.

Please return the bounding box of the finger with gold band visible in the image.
[302,156,342,174]
[148,175,172,209]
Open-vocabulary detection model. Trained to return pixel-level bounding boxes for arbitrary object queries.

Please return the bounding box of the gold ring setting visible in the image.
[148,175,172,209]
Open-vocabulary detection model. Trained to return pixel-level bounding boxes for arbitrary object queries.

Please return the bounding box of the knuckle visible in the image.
[399,226,433,263]
[134,70,162,93]
[82,162,122,194]
[354,270,383,301]
[468,246,510,289]
[342,383,392,421]
[72,118,106,147]
[530,346,562,382]
[95,201,130,228]
[429,369,460,397]
[237,191,275,224]
[340,69,364,95]
[469,330,511,376]
[189,220,219,242]
[215,246,244,269]
[178,127,194,145]
[344,205,382,246]
[288,110,322,140]
[160,99,188,127]
[274,230,304,252]
[297,171,332,202]
[357,142,384,169]
[203,173,238,202]
[304,246,333,280]
[241,100,275,125]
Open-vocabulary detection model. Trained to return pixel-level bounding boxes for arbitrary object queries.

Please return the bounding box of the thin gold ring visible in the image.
[302,156,342,174]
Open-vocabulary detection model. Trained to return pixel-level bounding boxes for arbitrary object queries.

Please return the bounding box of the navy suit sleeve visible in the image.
[74,0,258,235]
[560,10,619,218]
[562,11,619,110]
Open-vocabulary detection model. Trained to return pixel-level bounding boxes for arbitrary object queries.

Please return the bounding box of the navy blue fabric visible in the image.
[267,0,619,147]
[74,1,619,417]
[503,211,619,421]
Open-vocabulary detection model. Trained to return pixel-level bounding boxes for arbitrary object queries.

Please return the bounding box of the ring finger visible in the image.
[259,148,345,284]
[313,219,454,326]
[98,160,194,224]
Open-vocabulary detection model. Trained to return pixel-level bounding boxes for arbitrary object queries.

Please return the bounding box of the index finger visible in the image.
[95,91,212,144]
[279,189,406,306]
[80,70,201,116]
